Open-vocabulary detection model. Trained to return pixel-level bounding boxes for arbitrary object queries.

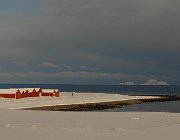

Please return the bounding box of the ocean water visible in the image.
[102,101,180,113]
[0,84,180,113]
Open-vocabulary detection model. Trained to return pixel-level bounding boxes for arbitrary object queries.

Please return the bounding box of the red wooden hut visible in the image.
[15,88,41,98]
[1,88,60,99]
[41,89,60,97]
[0,89,21,99]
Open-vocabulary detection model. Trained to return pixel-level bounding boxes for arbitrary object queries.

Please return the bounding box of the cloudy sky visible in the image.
[0,0,180,84]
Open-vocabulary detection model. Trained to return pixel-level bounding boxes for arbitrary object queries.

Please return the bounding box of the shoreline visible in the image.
[22,95,180,111]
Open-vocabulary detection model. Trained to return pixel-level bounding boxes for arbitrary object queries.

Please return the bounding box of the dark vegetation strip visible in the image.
[22,95,180,111]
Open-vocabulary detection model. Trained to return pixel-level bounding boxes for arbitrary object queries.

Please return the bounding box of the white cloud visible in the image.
[142,79,170,85]
[120,82,136,85]
[79,66,89,69]
[39,62,59,68]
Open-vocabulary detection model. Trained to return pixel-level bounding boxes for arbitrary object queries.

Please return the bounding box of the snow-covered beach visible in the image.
[0,92,159,109]
[0,92,180,140]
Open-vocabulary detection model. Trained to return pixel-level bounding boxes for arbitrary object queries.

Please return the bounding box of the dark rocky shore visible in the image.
[23,95,180,111]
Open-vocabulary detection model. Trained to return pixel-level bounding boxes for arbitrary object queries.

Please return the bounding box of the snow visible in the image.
[0,92,159,109]
[0,92,179,140]
[0,110,180,140]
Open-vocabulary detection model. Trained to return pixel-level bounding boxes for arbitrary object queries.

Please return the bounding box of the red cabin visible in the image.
[41,89,60,97]
[19,88,41,97]
[0,88,60,99]
[55,89,60,97]
[0,89,21,99]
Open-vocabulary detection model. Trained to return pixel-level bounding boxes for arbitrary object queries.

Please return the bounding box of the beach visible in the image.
[0,92,162,110]
[0,92,180,140]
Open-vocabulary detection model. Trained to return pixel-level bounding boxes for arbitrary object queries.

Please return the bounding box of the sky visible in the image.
[0,0,180,84]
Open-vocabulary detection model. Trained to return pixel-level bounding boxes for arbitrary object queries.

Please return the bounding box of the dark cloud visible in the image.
[0,0,179,84]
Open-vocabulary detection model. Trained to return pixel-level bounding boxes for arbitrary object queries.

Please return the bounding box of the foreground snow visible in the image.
[0,109,180,140]
[0,92,158,109]
[0,92,179,140]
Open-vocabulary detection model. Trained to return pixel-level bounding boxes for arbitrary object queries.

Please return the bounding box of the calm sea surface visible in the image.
[0,84,180,113]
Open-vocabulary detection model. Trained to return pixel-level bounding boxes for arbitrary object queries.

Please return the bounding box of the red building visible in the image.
[41,89,60,97]
[0,89,21,99]
[0,88,60,99]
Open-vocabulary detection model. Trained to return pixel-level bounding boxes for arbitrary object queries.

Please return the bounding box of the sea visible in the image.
[1,84,180,113]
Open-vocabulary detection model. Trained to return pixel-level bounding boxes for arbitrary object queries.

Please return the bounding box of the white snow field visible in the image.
[0,110,180,140]
[0,92,179,140]
[0,92,158,109]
